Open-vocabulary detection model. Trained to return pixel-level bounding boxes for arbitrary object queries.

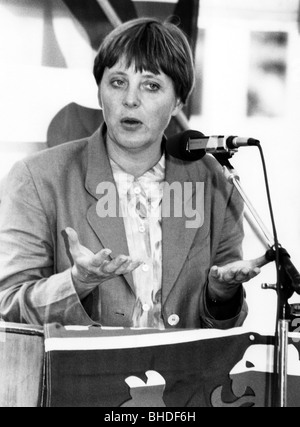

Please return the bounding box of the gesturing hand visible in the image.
[208,255,268,301]
[66,228,143,297]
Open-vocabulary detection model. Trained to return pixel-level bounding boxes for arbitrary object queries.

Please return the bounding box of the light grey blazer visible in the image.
[0,125,247,329]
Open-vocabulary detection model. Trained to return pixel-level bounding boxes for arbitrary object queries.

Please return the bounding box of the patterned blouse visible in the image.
[110,155,165,329]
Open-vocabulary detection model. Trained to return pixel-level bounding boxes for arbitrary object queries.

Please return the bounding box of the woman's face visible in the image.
[99,57,182,153]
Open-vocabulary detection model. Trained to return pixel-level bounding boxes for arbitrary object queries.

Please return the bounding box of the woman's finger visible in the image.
[116,260,143,276]
[222,267,238,282]
[66,227,82,257]
[92,249,112,267]
[101,255,130,274]
[210,266,222,281]
[234,268,250,283]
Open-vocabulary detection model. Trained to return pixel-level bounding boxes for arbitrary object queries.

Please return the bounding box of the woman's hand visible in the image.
[66,228,143,297]
[208,255,268,302]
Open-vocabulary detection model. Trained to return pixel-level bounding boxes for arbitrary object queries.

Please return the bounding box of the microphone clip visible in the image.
[186,140,191,154]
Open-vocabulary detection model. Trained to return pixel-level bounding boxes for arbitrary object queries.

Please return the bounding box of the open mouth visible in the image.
[121,118,143,126]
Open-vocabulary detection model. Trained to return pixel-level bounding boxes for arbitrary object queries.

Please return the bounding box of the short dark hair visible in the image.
[93,18,195,104]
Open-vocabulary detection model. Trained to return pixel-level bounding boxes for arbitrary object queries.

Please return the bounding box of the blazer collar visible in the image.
[85,124,114,200]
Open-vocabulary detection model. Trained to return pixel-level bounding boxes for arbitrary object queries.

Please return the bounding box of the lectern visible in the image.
[0,323,44,407]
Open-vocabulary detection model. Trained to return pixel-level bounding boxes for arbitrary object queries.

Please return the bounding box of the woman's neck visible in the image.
[106,138,163,178]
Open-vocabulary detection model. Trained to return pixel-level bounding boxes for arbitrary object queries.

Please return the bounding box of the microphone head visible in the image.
[166,130,206,161]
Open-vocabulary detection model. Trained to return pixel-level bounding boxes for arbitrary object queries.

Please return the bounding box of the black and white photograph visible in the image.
[0,0,299,409]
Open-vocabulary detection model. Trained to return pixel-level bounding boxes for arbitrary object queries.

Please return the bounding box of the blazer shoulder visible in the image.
[24,137,90,170]
[20,129,104,185]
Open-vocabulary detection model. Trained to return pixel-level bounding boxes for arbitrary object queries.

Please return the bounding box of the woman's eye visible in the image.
[145,82,160,92]
[111,79,125,88]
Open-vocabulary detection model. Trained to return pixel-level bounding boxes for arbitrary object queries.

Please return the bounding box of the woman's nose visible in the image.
[122,86,141,109]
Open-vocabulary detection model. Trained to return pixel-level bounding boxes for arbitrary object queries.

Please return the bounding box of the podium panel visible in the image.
[44,325,300,407]
[0,323,44,407]
[1,323,300,407]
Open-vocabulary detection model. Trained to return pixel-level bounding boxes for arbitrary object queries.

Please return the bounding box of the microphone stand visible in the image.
[213,151,300,408]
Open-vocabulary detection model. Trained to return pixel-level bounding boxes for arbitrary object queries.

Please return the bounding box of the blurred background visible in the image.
[0,0,299,331]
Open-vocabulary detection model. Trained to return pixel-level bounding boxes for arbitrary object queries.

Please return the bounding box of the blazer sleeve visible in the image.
[0,161,94,326]
[200,184,248,329]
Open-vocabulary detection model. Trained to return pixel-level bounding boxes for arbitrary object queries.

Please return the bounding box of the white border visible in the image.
[45,327,274,352]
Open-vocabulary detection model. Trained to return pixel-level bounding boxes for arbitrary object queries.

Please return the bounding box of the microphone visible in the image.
[166,130,260,161]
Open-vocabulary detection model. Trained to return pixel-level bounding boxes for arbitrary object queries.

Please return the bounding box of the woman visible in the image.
[0,18,260,328]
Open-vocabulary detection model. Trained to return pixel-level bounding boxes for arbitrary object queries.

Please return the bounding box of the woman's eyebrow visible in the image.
[142,72,163,81]
[108,71,128,77]
[107,70,164,82]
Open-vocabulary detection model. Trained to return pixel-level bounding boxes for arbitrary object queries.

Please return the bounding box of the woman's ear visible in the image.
[97,86,103,110]
[171,98,184,117]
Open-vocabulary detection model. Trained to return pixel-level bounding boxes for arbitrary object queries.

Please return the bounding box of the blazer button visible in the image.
[168,314,180,327]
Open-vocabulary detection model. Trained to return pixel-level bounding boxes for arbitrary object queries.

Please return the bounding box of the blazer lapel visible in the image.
[85,126,135,293]
[162,154,204,304]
